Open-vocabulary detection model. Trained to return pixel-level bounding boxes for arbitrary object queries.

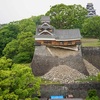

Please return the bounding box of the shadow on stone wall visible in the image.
[82,47,100,70]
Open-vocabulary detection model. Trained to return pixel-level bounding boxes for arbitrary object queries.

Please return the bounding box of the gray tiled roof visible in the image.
[35,34,55,39]
[54,29,81,40]
[35,29,81,40]
[41,16,50,22]
[87,3,93,6]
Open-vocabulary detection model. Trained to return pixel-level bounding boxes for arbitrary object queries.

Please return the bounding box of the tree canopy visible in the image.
[46,4,87,29]
[0,24,20,56]
[0,57,41,100]
[81,16,100,38]
[18,18,36,34]
[3,32,35,63]
[0,15,38,62]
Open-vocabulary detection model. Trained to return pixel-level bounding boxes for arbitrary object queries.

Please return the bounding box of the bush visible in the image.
[86,96,99,100]
[97,73,100,82]
[88,89,97,97]
[86,89,99,100]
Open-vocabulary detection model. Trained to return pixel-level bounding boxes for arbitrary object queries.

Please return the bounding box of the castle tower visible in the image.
[86,3,96,17]
[31,16,89,77]
[35,16,81,51]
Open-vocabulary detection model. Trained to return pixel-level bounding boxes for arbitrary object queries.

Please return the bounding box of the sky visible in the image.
[0,0,100,24]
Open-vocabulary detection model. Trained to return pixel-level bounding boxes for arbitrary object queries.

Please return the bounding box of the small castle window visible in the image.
[38,28,44,32]
[47,28,53,32]
[68,41,72,45]
[60,41,64,45]
[44,40,51,43]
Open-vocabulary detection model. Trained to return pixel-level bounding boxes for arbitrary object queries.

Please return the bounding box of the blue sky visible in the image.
[0,0,100,24]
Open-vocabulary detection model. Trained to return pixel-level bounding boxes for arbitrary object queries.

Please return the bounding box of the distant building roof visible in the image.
[35,34,55,39]
[87,3,93,6]
[40,16,50,22]
[35,29,81,41]
[55,29,81,41]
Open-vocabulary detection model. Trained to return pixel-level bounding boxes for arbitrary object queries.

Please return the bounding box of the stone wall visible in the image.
[40,83,100,98]
[31,46,89,76]
[31,46,100,98]
[82,47,100,70]
[31,46,100,76]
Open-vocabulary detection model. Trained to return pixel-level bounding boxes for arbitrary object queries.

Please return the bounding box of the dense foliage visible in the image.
[0,57,41,100]
[3,32,34,63]
[0,24,20,56]
[18,19,36,33]
[82,16,100,38]
[46,4,87,29]
[86,89,99,100]
[0,15,41,63]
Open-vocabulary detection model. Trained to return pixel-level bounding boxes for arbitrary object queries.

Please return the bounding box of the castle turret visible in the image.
[40,16,50,24]
[86,3,96,17]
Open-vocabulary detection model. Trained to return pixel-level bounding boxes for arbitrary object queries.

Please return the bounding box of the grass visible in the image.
[81,38,100,47]
[40,78,60,85]
[76,76,97,83]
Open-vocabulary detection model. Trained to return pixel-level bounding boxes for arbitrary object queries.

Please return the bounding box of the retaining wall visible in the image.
[82,47,100,70]
[31,46,88,76]
[40,83,100,98]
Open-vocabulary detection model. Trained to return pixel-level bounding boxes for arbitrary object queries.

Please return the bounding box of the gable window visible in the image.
[38,28,44,32]
[47,28,53,33]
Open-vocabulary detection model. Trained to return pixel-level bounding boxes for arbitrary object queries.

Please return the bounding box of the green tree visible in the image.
[46,4,87,29]
[0,57,41,100]
[13,52,33,63]
[3,32,34,63]
[0,15,42,60]
[0,15,40,57]
[30,15,42,25]
[19,19,36,34]
[3,39,18,59]
[15,32,34,63]
[81,16,100,38]
[0,23,20,56]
